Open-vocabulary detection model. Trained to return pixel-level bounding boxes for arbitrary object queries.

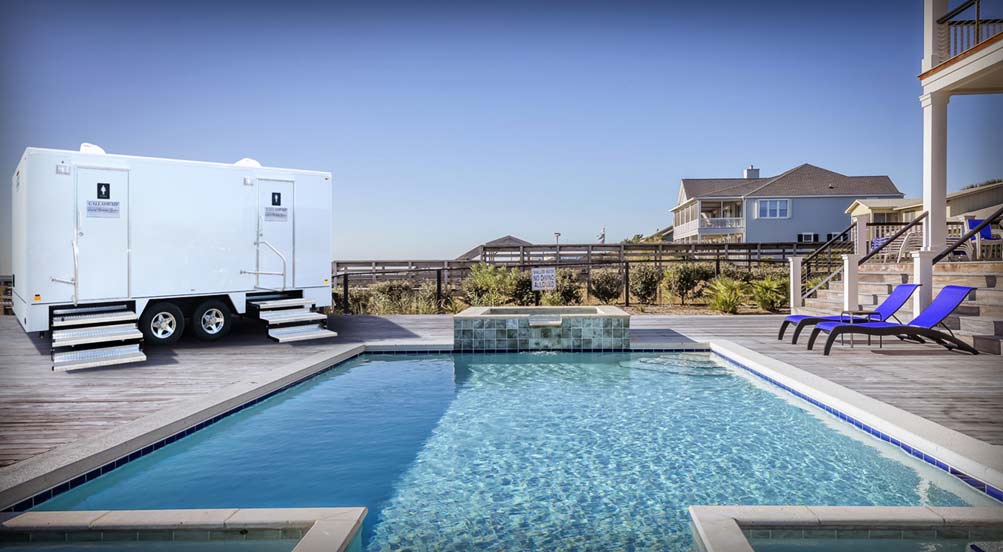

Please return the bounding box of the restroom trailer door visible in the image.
[76,167,129,300]
[256,179,294,290]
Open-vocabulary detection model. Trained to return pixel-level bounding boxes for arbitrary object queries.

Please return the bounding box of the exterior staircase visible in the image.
[49,304,146,371]
[801,261,1003,355]
[247,294,338,343]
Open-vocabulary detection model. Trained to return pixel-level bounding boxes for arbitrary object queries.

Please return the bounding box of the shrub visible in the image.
[706,276,749,314]
[511,270,537,306]
[590,268,624,304]
[333,287,374,314]
[542,269,583,306]
[629,264,663,304]
[662,263,714,304]
[414,281,444,314]
[370,281,414,314]
[750,275,787,312]
[462,263,518,306]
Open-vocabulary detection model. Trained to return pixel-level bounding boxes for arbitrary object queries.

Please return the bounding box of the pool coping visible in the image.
[0,507,366,552]
[0,340,1000,513]
[688,505,1003,552]
[709,340,1003,503]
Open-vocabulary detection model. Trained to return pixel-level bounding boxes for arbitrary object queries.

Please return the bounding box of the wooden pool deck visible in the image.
[0,313,1000,476]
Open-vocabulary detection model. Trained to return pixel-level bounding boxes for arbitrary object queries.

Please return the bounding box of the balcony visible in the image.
[922,0,1003,91]
[939,0,1003,61]
[700,217,744,229]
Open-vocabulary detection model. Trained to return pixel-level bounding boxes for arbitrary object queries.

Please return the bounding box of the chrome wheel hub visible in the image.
[151,312,177,339]
[201,308,225,334]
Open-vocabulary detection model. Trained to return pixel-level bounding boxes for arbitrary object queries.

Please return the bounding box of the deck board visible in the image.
[0,313,1000,475]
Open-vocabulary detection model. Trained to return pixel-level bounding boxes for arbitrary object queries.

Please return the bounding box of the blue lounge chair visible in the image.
[806,285,979,356]
[777,283,919,344]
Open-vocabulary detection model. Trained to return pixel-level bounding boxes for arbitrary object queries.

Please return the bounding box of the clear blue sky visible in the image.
[1,0,1000,263]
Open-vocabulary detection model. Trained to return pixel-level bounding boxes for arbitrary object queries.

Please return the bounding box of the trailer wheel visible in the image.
[192,300,232,341]
[140,302,185,345]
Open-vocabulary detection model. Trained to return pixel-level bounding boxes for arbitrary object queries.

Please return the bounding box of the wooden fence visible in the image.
[332,242,818,285]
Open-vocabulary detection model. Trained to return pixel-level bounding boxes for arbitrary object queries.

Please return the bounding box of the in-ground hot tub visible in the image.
[453,305,630,351]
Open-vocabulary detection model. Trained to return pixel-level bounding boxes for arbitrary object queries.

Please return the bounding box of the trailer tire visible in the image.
[192,300,232,341]
[140,302,185,345]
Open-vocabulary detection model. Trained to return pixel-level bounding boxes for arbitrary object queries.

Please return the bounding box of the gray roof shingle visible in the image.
[680,164,902,201]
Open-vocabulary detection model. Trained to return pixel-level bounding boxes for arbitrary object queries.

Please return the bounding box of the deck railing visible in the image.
[799,222,856,300]
[700,217,744,229]
[332,241,818,313]
[938,0,1003,59]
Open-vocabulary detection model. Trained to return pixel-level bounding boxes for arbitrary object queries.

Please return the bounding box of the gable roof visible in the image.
[456,235,532,260]
[679,164,901,202]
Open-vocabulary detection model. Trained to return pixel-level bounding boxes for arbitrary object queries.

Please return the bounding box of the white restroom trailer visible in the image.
[11,146,337,371]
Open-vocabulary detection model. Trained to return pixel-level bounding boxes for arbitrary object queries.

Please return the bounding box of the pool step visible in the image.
[52,344,147,372]
[268,323,338,343]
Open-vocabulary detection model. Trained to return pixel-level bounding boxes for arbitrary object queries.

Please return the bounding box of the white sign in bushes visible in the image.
[531,267,557,291]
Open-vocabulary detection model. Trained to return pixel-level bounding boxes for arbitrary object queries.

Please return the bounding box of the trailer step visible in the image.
[268,324,338,343]
[52,304,129,317]
[250,298,315,310]
[52,324,143,347]
[257,308,327,324]
[52,344,147,372]
[52,310,139,327]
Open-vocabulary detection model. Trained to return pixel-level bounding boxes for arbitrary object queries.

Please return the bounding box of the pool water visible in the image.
[36,353,992,550]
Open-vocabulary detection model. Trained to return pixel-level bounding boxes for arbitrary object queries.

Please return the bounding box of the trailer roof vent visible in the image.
[79,143,106,155]
[234,157,262,168]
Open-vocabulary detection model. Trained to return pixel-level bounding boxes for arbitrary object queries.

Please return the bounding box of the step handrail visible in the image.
[241,240,288,291]
[49,237,80,306]
[933,204,1003,264]
[858,211,928,265]
[801,221,856,265]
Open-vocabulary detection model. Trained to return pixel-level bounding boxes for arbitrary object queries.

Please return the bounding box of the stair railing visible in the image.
[241,240,288,291]
[859,212,928,265]
[799,221,856,300]
[933,204,1003,264]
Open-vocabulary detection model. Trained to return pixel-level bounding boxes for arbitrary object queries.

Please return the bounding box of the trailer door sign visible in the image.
[264,206,288,222]
[86,200,120,218]
[271,192,281,206]
[97,182,111,199]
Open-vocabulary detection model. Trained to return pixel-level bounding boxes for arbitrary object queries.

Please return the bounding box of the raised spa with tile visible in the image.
[453,305,630,351]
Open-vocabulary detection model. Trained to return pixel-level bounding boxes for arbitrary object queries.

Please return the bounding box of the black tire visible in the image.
[191,300,232,341]
[140,302,185,345]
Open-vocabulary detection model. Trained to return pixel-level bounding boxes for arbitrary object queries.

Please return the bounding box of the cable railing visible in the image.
[799,222,856,299]
[938,0,1003,59]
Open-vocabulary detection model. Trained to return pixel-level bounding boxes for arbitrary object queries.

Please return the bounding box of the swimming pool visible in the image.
[33,352,994,550]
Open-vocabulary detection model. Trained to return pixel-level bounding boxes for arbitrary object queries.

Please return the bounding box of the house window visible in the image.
[757,199,790,219]
[827,232,849,242]
[872,212,900,223]
[798,232,819,243]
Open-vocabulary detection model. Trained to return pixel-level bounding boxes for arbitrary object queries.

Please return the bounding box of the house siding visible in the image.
[743,196,864,243]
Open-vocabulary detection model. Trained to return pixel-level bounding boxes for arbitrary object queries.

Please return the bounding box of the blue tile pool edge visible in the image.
[5,344,998,512]
[711,351,1003,505]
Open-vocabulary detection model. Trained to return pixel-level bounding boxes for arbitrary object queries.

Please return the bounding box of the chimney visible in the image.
[744,165,759,179]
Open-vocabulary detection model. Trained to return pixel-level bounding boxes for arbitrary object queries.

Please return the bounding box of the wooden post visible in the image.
[624,262,631,307]
[342,273,350,314]
[436,269,443,313]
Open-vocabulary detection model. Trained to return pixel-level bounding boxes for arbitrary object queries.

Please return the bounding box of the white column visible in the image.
[789,256,802,311]
[842,254,859,312]
[852,215,869,256]
[921,92,948,252]
[912,251,936,318]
